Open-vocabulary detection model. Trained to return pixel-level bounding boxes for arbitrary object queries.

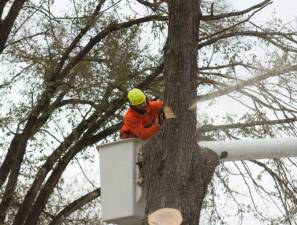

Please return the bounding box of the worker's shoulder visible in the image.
[124,108,139,121]
[148,99,164,110]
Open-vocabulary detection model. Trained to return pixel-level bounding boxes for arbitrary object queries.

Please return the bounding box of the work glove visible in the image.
[157,107,165,125]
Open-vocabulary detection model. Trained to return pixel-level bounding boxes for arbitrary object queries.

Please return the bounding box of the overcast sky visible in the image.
[230,0,297,24]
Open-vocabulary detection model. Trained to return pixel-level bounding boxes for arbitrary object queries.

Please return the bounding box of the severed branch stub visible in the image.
[163,106,176,119]
[148,208,182,225]
[158,106,176,125]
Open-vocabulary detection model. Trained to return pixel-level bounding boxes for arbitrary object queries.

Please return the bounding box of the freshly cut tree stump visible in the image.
[148,208,182,225]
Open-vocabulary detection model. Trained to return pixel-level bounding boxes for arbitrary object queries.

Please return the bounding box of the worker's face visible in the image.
[133,101,147,114]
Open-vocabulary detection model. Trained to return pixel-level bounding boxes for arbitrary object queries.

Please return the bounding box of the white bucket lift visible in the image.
[97,137,297,225]
[98,138,146,225]
[200,137,297,161]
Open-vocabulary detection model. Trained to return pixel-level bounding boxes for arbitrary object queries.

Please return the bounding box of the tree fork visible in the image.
[143,1,219,225]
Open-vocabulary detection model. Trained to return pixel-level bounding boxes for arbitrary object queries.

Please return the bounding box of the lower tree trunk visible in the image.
[143,1,219,224]
[0,135,29,223]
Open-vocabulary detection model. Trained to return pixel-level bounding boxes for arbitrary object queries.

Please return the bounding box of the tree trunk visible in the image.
[0,0,27,54]
[143,1,219,225]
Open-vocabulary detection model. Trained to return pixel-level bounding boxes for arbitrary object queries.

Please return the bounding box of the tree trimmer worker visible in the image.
[120,88,164,185]
[120,88,164,140]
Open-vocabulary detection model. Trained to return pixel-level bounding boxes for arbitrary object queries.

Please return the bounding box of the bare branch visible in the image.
[49,188,101,225]
[5,31,47,48]
[200,2,267,42]
[199,71,235,80]
[198,31,297,51]
[199,62,259,71]
[136,0,166,12]
[136,0,157,8]
[0,64,33,89]
[201,0,272,21]
[250,160,297,204]
[57,99,96,108]
[239,89,297,113]
[200,117,297,132]
[190,64,297,109]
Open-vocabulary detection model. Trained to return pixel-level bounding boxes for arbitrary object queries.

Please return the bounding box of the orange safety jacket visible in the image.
[120,100,164,140]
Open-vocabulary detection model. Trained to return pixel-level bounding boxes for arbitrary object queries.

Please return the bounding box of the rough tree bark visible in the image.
[143,1,219,225]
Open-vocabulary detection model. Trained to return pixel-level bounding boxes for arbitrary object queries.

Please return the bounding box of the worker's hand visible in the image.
[159,112,164,125]
[154,117,160,127]
[157,108,165,126]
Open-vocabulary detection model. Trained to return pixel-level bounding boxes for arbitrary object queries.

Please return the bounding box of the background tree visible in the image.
[0,1,165,224]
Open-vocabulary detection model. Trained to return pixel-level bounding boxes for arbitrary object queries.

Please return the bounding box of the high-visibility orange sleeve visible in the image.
[149,100,164,112]
[124,114,160,140]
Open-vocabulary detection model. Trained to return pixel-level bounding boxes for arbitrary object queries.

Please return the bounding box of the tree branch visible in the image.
[200,117,297,132]
[199,62,258,71]
[57,99,96,108]
[239,89,297,113]
[198,31,297,51]
[250,160,297,205]
[49,188,101,225]
[0,0,27,54]
[55,1,106,73]
[11,58,162,225]
[21,60,164,225]
[200,4,268,42]
[189,64,297,110]
[201,0,272,21]
[0,15,166,214]
[136,0,158,8]
[136,0,166,12]
[59,15,167,77]
[12,111,101,225]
